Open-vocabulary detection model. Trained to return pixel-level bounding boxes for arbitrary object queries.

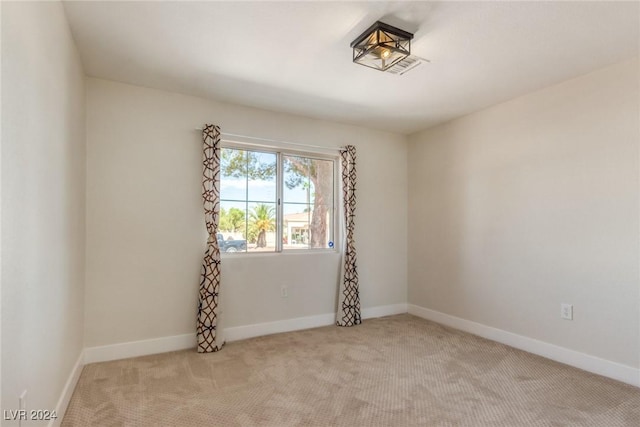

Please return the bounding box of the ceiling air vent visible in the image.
[386,55,429,75]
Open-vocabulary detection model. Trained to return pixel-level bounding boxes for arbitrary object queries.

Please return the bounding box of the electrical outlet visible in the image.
[280,285,288,298]
[561,303,573,320]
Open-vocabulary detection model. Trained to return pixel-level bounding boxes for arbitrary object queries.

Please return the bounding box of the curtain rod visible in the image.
[194,128,340,152]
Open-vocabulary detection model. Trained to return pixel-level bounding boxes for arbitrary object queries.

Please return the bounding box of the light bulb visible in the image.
[381,49,391,59]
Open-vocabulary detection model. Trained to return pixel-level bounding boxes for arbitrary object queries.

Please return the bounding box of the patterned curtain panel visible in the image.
[336,145,361,327]
[197,124,225,353]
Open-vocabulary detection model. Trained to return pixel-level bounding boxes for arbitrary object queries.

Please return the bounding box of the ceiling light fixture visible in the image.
[351,21,413,72]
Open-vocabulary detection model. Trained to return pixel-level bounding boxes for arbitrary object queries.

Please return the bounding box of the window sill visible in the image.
[221,249,339,259]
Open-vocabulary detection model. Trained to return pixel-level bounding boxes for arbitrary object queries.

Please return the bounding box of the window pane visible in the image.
[247,151,277,203]
[283,155,311,204]
[221,147,334,254]
[309,158,334,207]
[219,200,247,253]
[309,204,333,249]
[246,202,277,253]
[220,148,247,201]
[283,203,310,249]
[283,156,334,251]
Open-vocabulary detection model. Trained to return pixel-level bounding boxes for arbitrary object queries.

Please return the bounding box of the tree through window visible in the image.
[219,146,335,253]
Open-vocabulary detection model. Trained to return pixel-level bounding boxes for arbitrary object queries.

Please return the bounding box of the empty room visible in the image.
[1,1,639,426]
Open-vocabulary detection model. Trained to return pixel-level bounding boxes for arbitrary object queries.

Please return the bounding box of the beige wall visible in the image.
[1,1,86,422]
[85,78,408,347]
[408,59,639,367]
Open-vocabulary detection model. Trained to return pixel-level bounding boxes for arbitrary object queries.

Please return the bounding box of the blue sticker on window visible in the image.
[328,241,334,248]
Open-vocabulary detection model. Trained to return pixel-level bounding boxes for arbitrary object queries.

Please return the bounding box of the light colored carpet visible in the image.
[62,314,639,426]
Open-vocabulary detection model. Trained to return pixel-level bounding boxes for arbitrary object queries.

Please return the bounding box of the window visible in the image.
[219,145,336,254]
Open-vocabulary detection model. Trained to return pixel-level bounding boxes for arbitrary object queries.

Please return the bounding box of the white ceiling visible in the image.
[63,1,639,135]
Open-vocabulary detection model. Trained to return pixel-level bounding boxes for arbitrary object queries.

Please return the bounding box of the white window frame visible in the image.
[220,138,340,255]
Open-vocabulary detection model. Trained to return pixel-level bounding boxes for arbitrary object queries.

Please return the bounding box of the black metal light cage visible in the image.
[351,21,414,72]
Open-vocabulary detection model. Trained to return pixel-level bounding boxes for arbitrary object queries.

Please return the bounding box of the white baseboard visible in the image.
[84,333,197,364]
[224,312,335,342]
[225,302,408,342]
[83,303,407,364]
[362,303,408,319]
[408,304,640,388]
[49,350,85,427]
